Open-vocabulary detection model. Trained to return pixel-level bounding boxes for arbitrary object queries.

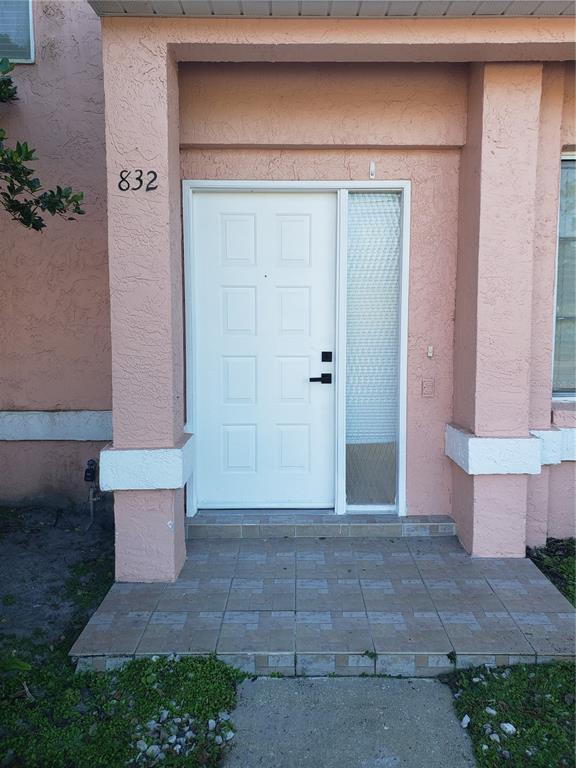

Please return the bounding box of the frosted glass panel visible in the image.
[346,192,401,506]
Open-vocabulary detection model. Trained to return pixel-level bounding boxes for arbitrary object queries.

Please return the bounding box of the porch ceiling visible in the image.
[88,0,575,18]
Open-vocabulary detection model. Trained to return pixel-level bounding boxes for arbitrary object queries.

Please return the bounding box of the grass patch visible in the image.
[528,538,575,607]
[0,646,244,767]
[443,661,575,767]
[0,512,245,768]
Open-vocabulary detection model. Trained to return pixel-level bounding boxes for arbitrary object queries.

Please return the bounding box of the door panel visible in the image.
[193,192,336,507]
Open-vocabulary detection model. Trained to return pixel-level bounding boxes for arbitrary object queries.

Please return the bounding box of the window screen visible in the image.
[553,159,576,395]
[0,1,33,63]
[346,192,401,506]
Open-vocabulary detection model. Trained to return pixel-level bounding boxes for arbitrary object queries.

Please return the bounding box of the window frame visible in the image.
[552,151,576,401]
[0,0,35,64]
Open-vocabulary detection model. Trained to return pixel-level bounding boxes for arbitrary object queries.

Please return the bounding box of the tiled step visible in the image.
[186,511,456,539]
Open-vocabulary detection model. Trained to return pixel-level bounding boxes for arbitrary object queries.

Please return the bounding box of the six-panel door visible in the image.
[193,191,337,508]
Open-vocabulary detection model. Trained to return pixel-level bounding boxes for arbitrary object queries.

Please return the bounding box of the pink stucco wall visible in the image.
[2,10,573,564]
[0,1,110,505]
[179,61,462,518]
[0,441,107,505]
[548,462,576,540]
[179,62,467,148]
[0,0,110,412]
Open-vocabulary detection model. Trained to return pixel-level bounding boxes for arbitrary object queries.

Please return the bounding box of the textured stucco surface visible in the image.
[103,16,575,63]
[0,441,107,505]
[179,62,467,148]
[530,63,566,430]
[461,63,542,439]
[47,15,575,574]
[561,63,576,147]
[181,147,459,519]
[548,462,576,540]
[102,30,184,450]
[114,489,186,582]
[0,0,110,412]
[451,465,528,558]
[450,61,575,555]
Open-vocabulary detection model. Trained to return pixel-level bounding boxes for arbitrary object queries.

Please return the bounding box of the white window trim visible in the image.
[552,151,576,401]
[1,0,35,64]
[182,180,411,518]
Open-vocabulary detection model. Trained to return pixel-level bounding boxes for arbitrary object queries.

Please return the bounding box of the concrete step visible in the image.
[186,511,456,539]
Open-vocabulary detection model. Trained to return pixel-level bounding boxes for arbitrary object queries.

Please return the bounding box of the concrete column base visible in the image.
[114,489,186,582]
[452,466,527,558]
[526,468,550,549]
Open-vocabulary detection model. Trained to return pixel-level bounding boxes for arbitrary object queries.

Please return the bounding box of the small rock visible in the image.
[167,735,177,745]
[501,751,511,760]
[159,710,169,723]
[146,720,157,731]
[136,740,147,752]
[500,723,517,736]
[490,734,500,744]
[219,712,231,721]
[482,724,493,734]
[481,745,488,752]
[152,655,160,662]
[225,731,235,741]
[485,707,497,716]
[215,735,223,745]
[184,730,195,741]
[146,745,161,758]
[208,719,216,731]
[461,715,470,728]
[472,677,481,683]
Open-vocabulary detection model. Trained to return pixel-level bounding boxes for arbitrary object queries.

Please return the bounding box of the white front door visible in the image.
[192,191,336,508]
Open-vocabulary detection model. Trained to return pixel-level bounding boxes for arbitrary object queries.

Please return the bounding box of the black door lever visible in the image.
[309,373,332,384]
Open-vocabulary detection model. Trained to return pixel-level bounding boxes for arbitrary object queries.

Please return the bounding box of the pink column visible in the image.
[101,24,186,581]
[452,63,543,557]
[526,63,566,548]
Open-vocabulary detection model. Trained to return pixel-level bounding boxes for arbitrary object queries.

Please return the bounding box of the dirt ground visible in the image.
[0,502,114,643]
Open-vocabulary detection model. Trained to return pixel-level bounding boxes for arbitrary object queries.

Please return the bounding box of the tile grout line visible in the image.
[409,548,458,662]
[215,550,240,654]
[356,560,377,671]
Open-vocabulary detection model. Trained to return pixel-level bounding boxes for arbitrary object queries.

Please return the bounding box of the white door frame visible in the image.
[182,180,411,517]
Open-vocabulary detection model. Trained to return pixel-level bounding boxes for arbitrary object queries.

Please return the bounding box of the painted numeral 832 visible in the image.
[118,170,158,192]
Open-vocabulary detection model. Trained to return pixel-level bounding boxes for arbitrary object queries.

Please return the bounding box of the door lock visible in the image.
[309,373,332,384]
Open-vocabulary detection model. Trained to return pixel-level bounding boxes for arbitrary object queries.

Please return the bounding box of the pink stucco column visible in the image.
[526,63,566,548]
[101,24,186,581]
[452,63,543,557]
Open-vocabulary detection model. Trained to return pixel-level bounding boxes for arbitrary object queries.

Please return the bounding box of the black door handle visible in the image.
[309,373,332,384]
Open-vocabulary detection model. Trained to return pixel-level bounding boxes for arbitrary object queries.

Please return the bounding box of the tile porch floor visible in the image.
[71,536,575,676]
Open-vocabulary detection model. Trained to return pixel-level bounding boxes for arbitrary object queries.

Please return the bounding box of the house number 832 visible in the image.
[118,169,158,192]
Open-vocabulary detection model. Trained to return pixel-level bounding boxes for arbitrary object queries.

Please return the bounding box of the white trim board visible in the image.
[445,423,576,475]
[183,180,411,517]
[0,410,112,441]
[99,435,194,491]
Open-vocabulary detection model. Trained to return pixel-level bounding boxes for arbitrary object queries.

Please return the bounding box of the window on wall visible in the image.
[0,0,34,63]
[553,157,576,396]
